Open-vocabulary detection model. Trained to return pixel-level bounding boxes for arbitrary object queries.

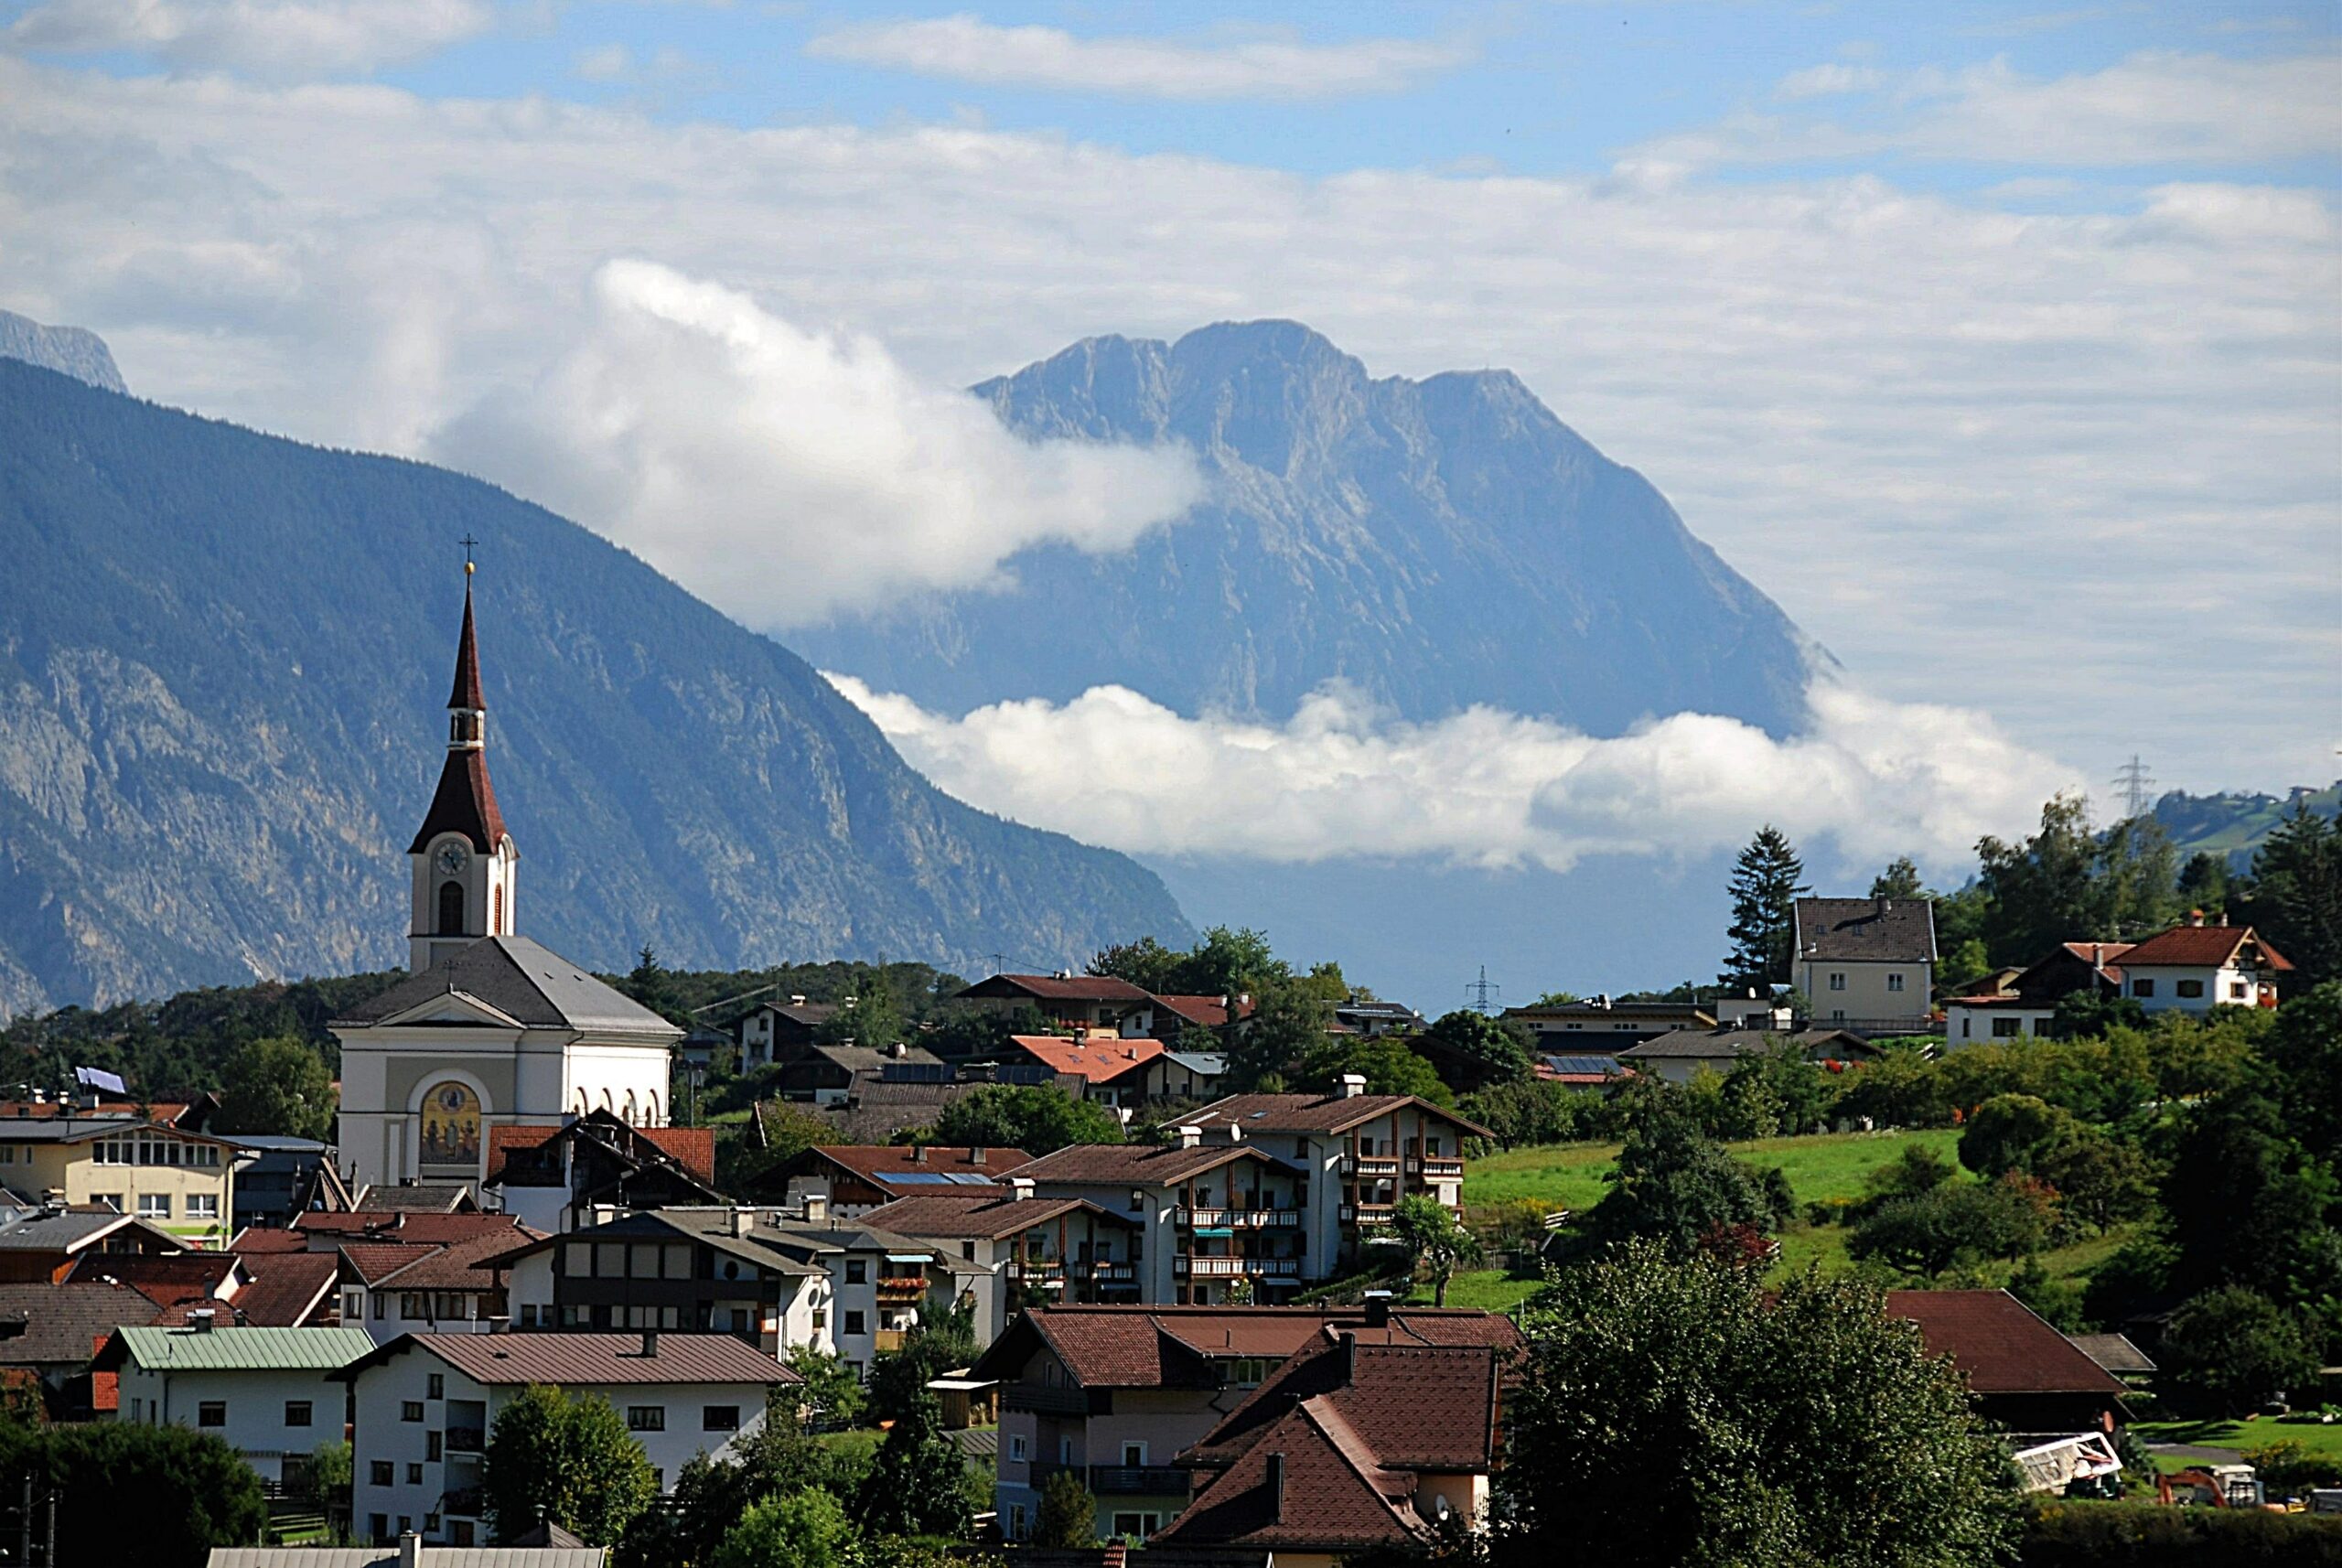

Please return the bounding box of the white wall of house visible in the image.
[504,1251,556,1329]
[350,1283,501,1344]
[349,1347,778,1546]
[2125,963,2261,1015]
[1796,959,1932,1025]
[1944,1004,2057,1048]
[117,1363,349,1483]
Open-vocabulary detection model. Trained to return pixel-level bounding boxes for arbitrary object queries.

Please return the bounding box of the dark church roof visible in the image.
[448,583,485,710]
[407,746,507,854]
[333,936,682,1039]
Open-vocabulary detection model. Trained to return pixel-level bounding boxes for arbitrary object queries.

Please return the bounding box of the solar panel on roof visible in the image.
[1543,1055,1626,1076]
[884,1172,961,1185]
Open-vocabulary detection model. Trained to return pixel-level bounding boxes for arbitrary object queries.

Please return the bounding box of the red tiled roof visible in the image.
[1008,1034,1165,1084]
[1157,1402,1429,1552]
[1186,1091,1493,1140]
[371,1229,543,1292]
[88,1369,118,1413]
[63,1251,240,1306]
[294,1213,526,1246]
[965,974,1156,1004]
[482,1124,561,1186]
[365,1332,803,1388]
[972,1305,1509,1389]
[2114,924,2292,972]
[229,1251,341,1326]
[1887,1290,2128,1397]
[229,1228,316,1255]
[637,1125,717,1186]
[339,1243,440,1287]
[1153,994,1254,1029]
[1186,1336,1512,1470]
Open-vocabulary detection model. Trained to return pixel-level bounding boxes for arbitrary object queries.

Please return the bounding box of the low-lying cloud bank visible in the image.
[436,260,1204,629]
[826,673,2080,877]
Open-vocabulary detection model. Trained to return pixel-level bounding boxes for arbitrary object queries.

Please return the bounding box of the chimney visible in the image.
[1265,1453,1285,1523]
[1338,1073,1368,1100]
[640,1328,659,1359]
[1876,896,1891,915]
[188,1308,215,1334]
[2188,908,2207,928]
[1362,1289,1392,1328]
[910,1144,928,1164]
[1008,1177,1034,1203]
[790,993,806,1006]
[970,1147,987,1166]
[399,1530,423,1568]
[1176,1124,1202,1150]
[802,1193,829,1223]
[890,1042,908,1059]
[728,1207,755,1239]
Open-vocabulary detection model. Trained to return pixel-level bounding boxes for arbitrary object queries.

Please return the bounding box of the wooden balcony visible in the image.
[1176,1254,1301,1279]
[1408,1156,1466,1179]
[1176,1208,1301,1229]
[875,1275,929,1299]
[1004,1381,1090,1416]
[874,1329,908,1353]
[1339,1155,1401,1177]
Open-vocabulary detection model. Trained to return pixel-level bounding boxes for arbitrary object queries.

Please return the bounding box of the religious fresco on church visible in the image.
[419,1080,481,1166]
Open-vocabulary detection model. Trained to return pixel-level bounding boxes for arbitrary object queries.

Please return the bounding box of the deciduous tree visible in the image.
[929,1083,1123,1155]
[1380,1193,1482,1306]
[483,1384,656,1545]
[215,1034,337,1139]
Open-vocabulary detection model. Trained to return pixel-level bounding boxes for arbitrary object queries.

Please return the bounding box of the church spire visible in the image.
[407,551,516,970]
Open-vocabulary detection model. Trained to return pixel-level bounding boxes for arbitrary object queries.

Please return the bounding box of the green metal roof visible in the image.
[113,1325,378,1371]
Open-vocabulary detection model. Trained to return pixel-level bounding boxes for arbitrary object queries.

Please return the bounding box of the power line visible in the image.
[2111,755,2156,820]
[1465,964,1501,1015]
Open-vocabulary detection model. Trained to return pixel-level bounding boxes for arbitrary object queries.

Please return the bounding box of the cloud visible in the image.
[1661,49,2342,170]
[827,674,2080,876]
[5,0,493,76]
[0,57,2334,786]
[806,13,1470,100]
[435,260,1203,628]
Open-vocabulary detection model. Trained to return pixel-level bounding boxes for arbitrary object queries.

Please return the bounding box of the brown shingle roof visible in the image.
[1154,994,1253,1028]
[971,1305,1511,1390]
[228,1251,340,1326]
[339,1242,441,1287]
[1185,1337,1512,1470]
[1012,1141,1274,1187]
[1156,1401,1429,1552]
[227,1228,316,1255]
[294,1212,528,1246]
[1887,1290,2128,1397]
[352,1332,803,1388]
[1185,1092,1493,1140]
[0,1282,168,1367]
[804,1144,1031,1196]
[962,974,1155,1004]
[857,1194,1133,1240]
[2115,924,2292,972]
[371,1228,546,1291]
[1795,897,1939,963]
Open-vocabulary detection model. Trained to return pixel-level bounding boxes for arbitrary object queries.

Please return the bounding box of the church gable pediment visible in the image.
[371,990,529,1031]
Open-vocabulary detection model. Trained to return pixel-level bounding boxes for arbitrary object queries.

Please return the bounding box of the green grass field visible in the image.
[1465,1127,1965,1213]
[2134,1417,2342,1461]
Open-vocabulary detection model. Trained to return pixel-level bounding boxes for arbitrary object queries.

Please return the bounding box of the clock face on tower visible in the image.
[435,843,469,876]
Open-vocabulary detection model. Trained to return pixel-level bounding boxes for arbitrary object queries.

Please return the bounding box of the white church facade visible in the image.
[332,574,682,1196]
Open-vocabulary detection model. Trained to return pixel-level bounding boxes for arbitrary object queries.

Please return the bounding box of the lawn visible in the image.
[2134,1417,2342,1461]
[1465,1127,1965,1214]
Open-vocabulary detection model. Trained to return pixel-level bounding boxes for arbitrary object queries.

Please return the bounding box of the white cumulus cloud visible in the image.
[435,260,1204,628]
[807,14,1470,100]
[5,0,494,76]
[826,674,2081,877]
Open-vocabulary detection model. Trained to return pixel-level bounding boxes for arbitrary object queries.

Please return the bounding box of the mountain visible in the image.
[793,320,1819,736]
[0,357,1189,1019]
[2153,780,2341,872]
[0,309,126,394]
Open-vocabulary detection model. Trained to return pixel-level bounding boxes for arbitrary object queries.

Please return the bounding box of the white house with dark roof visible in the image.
[338,1331,798,1548]
[332,580,682,1198]
[861,1184,1145,1342]
[1793,897,1938,1031]
[1615,1026,1878,1086]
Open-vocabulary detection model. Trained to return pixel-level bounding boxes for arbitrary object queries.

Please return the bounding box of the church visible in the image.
[332,571,682,1196]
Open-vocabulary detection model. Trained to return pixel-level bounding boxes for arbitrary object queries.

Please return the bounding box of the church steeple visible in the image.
[407,553,518,971]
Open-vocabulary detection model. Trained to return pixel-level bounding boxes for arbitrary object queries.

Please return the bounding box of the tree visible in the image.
[784,1344,866,1430]
[1496,1242,2021,1568]
[818,969,906,1049]
[622,1419,867,1568]
[1975,795,2105,965]
[1415,1010,1536,1092]
[299,1437,352,1515]
[716,1490,862,1568]
[1714,1041,1838,1139]
[0,1420,270,1568]
[1849,1173,2053,1277]
[1381,1193,1482,1306]
[2252,805,2342,986]
[1585,1090,1794,1259]
[856,1393,972,1538]
[1851,1143,1959,1220]
[1957,1093,2074,1177]
[2159,1287,2319,1416]
[1458,1078,1601,1149]
[1177,926,1287,999]
[2265,981,2342,1155]
[1086,935,1186,994]
[621,946,686,1025]
[1719,825,1808,987]
[1223,984,1327,1090]
[1871,856,1928,900]
[482,1384,656,1545]
[214,1034,337,1139]
[1035,1468,1099,1548]
[2047,990,2145,1040]
[866,1293,980,1423]
[2160,1088,2342,1313]
[929,1083,1123,1155]
[2033,1125,2156,1234]
[1292,1035,1452,1106]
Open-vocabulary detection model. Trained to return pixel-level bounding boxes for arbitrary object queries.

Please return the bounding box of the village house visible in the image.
[2111,919,2290,1015]
[339,1331,797,1547]
[763,1144,1031,1216]
[0,1205,183,1283]
[1504,997,1716,1049]
[1945,942,2132,1046]
[862,1180,1144,1343]
[1328,1000,1424,1038]
[974,1302,1513,1544]
[217,1231,344,1327]
[231,1135,350,1231]
[480,1110,721,1234]
[1793,897,1939,1032]
[481,1208,826,1349]
[340,1227,542,1343]
[1615,1026,1878,1086]
[0,1112,242,1240]
[1891,1290,2131,1435]
[0,1279,185,1415]
[957,973,1159,1036]
[102,1322,378,1487]
[733,997,841,1070]
[1136,1050,1229,1105]
[1150,993,1256,1043]
[1155,1308,1520,1563]
[999,1035,1166,1116]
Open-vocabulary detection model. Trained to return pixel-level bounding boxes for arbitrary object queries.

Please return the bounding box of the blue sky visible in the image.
[1,1,2337,918]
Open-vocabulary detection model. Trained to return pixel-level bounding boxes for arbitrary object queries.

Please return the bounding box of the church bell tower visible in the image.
[407,559,518,971]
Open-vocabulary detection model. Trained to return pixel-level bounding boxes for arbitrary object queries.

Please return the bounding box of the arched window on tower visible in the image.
[492,882,504,934]
[437,880,466,936]
[623,1090,638,1125]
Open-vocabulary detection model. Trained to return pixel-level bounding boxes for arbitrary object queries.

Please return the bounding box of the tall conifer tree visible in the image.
[1719,825,1808,988]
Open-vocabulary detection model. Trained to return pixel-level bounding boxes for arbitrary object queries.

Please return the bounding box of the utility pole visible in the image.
[2111,756,2156,820]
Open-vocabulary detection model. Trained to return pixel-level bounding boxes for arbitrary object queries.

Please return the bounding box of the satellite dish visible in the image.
[1434,1497,1453,1521]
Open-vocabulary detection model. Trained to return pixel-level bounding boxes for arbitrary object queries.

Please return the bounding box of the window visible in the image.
[1123,1443,1147,1466]
[843,1310,866,1336]
[962,1241,976,1261]
[138,1194,171,1219]
[369,1516,388,1545]
[197,1402,225,1427]
[1828,972,1846,992]
[2231,981,2249,999]
[451,1521,476,1547]
[1059,1437,1074,1464]
[437,878,466,935]
[1886,972,1905,993]
[627,1406,665,1432]
[703,1406,740,1432]
[1010,1434,1027,1461]
[2176,979,2206,999]
[187,1193,218,1219]
[93,1194,123,1213]
[371,1462,394,1487]
[811,1309,827,1331]
[401,1402,424,1423]
[285,1401,313,1428]
[406,1464,424,1485]
[1992,1016,2025,1038]
[845,1259,866,1284]
[427,1374,444,1400]
[426,1432,442,1461]
[1113,1513,1159,1541]
[1009,1506,1026,1541]
[2133,979,2155,997]
[372,1294,386,1320]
